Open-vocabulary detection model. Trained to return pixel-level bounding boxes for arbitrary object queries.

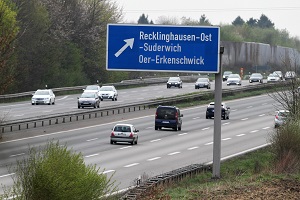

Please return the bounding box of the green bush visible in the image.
[2,141,117,200]
[269,120,300,173]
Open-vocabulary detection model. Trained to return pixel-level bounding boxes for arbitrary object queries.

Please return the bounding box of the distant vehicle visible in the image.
[249,73,263,83]
[206,102,230,120]
[155,105,183,131]
[31,89,55,105]
[226,74,242,86]
[273,71,283,80]
[110,124,139,145]
[77,92,100,109]
[222,71,232,81]
[267,74,280,83]
[195,77,211,89]
[83,85,102,100]
[99,85,118,101]
[167,77,182,88]
[274,110,289,128]
[285,71,296,80]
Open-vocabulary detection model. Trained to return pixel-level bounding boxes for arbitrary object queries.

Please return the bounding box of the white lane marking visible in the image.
[130,91,137,93]
[205,142,213,145]
[85,153,99,158]
[147,157,161,161]
[86,138,98,142]
[124,163,139,168]
[9,153,25,158]
[178,133,188,136]
[102,170,115,174]
[222,122,230,125]
[168,152,180,156]
[241,118,248,121]
[222,138,231,141]
[146,126,153,129]
[236,134,245,137]
[142,90,149,92]
[250,130,259,133]
[150,139,161,143]
[188,146,199,150]
[14,114,24,117]
[246,106,253,109]
[193,117,200,119]
[262,127,270,130]
[42,110,53,113]
[262,103,268,106]
[137,98,144,100]
[0,173,15,178]
[202,127,210,131]
[259,114,265,117]
[119,146,132,150]
[231,109,237,112]
[58,96,69,100]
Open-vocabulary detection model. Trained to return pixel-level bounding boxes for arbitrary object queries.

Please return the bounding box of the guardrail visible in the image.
[0,83,276,134]
[0,76,200,103]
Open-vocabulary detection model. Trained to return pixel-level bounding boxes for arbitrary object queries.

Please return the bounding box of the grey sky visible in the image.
[114,0,300,38]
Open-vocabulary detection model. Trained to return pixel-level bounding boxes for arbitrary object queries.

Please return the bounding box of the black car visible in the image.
[155,106,183,131]
[195,78,211,89]
[206,102,230,120]
[167,77,182,88]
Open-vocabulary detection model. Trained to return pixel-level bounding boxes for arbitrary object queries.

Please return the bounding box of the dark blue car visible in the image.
[155,106,183,131]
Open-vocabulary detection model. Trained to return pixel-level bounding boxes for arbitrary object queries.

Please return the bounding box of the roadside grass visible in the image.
[138,147,300,199]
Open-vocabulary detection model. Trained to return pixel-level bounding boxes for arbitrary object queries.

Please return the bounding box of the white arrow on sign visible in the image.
[114,38,134,57]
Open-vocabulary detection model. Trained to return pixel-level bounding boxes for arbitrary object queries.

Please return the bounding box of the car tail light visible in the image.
[155,112,158,119]
[275,115,279,119]
[111,131,115,136]
[129,132,133,138]
[175,112,178,121]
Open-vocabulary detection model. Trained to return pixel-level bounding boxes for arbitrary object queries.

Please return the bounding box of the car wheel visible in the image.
[135,138,138,145]
[97,103,100,108]
[110,140,113,144]
[93,104,96,108]
[178,126,181,131]
[173,125,178,131]
[227,114,229,119]
[32,103,34,105]
[195,86,197,89]
[101,98,103,101]
[155,126,158,130]
[206,115,208,119]
[78,105,80,109]
[52,99,55,105]
[48,100,51,105]
[249,80,252,83]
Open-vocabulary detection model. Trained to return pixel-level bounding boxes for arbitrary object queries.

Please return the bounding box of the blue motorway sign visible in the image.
[106,24,220,73]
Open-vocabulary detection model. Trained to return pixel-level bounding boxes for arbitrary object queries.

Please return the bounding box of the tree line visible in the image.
[1,0,300,94]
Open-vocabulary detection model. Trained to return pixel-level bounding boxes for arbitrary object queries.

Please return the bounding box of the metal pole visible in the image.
[212,46,224,178]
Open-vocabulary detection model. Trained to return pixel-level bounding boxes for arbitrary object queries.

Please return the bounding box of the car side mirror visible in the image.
[136,130,139,132]
[227,107,230,109]
[77,97,79,99]
[180,114,183,117]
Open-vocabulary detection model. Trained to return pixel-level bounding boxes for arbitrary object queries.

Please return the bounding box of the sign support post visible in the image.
[212,46,224,179]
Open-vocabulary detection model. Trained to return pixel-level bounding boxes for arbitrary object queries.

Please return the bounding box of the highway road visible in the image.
[0,92,279,195]
[0,80,260,121]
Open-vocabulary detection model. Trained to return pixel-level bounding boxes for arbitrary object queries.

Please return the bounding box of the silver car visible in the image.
[77,92,100,109]
[274,110,289,128]
[110,124,139,145]
[226,74,242,86]
[99,85,118,101]
[31,89,55,105]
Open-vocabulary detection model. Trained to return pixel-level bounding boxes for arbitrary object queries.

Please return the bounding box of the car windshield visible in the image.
[156,107,177,120]
[114,125,131,132]
[34,90,50,95]
[100,86,113,91]
[197,78,208,82]
[168,77,179,81]
[85,85,98,90]
[251,74,262,77]
[228,74,240,78]
[224,71,232,75]
[81,93,95,98]
[278,111,289,118]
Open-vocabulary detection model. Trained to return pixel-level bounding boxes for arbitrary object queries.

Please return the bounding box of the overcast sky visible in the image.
[114,0,300,38]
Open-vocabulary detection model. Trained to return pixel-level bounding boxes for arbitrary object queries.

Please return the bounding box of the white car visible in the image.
[99,86,118,101]
[274,110,289,128]
[83,85,102,99]
[31,89,55,105]
[110,124,139,145]
[226,74,242,86]
[267,74,280,83]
